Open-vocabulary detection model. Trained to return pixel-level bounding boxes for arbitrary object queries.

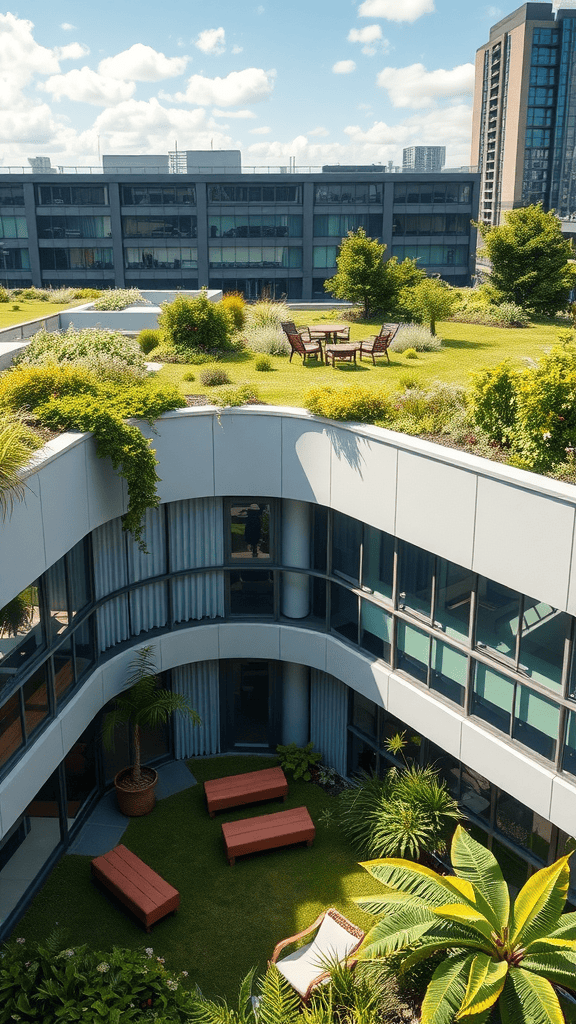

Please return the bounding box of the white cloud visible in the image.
[173,67,275,106]
[99,44,188,81]
[347,25,388,55]
[60,22,76,31]
[41,67,136,106]
[0,12,60,106]
[212,108,257,118]
[377,62,475,107]
[486,6,502,16]
[358,0,434,22]
[344,103,473,164]
[195,27,226,55]
[90,97,235,155]
[54,42,90,61]
[232,45,243,54]
[332,60,356,74]
[250,125,270,134]
[256,5,265,13]
[308,127,329,136]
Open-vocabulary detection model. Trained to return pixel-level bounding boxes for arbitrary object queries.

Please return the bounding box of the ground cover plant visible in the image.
[15,756,378,1003]
[15,325,149,380]
[92,288,147,311]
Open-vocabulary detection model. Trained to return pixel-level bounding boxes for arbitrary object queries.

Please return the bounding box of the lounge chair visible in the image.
[269,908,365,1001]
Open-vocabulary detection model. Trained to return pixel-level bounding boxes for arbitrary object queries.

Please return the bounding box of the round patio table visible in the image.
[306,324,349,344]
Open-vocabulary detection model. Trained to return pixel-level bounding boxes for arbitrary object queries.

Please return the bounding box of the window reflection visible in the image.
[360,599,391,662]
[0,693,23,767]
[475,579,519,661]
[330,583,358,644]
[513,684,558,761]
[472,663,514,734]
[495,790,552,863]
[518,599,567,693]
[0,582,43,684]
[229,570,274,616]
[22,666,49,740]
[434,559,473,641]
[230,502,271,560]
[332,512,361,582]
[363,525,393,601]
[430,639,466,706]
[398,541,434,618]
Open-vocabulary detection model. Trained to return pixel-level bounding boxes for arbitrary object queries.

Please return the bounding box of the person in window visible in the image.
[244,504,262,557]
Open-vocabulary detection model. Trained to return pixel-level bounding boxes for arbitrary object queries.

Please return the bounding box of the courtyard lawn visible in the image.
[15,756,376,1002]
[0,298,88,329]
[157,315,566,407]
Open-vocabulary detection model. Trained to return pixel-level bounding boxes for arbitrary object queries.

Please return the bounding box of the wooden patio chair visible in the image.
[281,321,313,342]
[270,908,365,1001]
[359,323,402,365]
[334,325,350,341]
[287,332,323,364]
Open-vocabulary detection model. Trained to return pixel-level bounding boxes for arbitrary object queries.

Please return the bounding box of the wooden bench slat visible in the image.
[204,766,288,816]
[222,806,315,865]
[91,844,180,931]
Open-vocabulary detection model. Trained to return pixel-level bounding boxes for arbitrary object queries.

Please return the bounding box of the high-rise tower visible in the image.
[472,2,576,225]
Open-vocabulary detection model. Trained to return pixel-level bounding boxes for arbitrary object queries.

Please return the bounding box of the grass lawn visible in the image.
[157,313,566,408]
[0,299,88,329]
[16,756,376,1001]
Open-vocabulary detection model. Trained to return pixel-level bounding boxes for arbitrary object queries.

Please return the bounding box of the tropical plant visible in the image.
[0,410,42,519]
[475,203,576,315]
[103,646,200,788]
[0,588,35,638]
[158,290,234,355]
[339,763,460,862]
[357,824,576,1024]
[276,741,322,781]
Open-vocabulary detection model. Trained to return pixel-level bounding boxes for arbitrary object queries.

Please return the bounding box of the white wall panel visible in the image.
[280,628,328,673]
[460,719,555,819]
[217,622,281,661]
[395,451,477,567]
[37,440,90,569]
[138,411,215,503]
[158,627,220,671]
[0,472,45,607]
[213,410,282,496]
[387,673,463,759]
[326,638,386,708]
[281,417,332,504]
[330,428,397,534]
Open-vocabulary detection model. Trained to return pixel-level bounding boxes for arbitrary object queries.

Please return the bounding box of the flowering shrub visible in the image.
[92,288,147,310]
[304,384,391,424]
[199,366,231,387]
[16,326,148,381]
[0,936,196,1023]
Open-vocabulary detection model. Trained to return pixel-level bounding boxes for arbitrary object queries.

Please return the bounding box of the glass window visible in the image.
[563,710,576,776]
[330,582,358,644]
[518,599,567,693]
[54,643,74,706]
[360,599,392,662]
[0,216,27,239]
[495,790,552,863]
[363,525,394,601]
[73,616,95,681]
[230,501,271,561]
[332,512,361,582]
[0,583,44,683]
[22,665,49,739]
[472,662,514,734]
[0,185,25,206]
[352,691,378,738]
[460,765,491,820]
[45,558,69,642]
[398,540,433,618]
[397,621,429,683]
[229,569,274,616]
[435,559,474,641]
[430,640,467,706]
[67,540,90,617]
[513,684,559,761]
[0,693,23,767]
[492,839,529,898]
[64,721,98,819]
[475,578,520,661]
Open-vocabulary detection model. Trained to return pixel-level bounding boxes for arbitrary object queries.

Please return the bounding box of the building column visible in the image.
[282,663,309,746]
[281,498,310,619]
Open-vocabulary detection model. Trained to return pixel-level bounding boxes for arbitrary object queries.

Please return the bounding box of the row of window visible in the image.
[393,182,472,205]
[313,213,381,238]
[36,186,108,207]
[0,216,27,239]
[208,246,302,269]
[124,248,197,270]
[0,186,24,207]
[392,214,470,236]
[314,183,382,205]
[208,215,302,238]
[208,185,301,204]
[391,243,469,265]
[36,216,111,239]
[122,216,197,238]
[121,185,196,206]
[39,248,113,271]
[0,249,30,270]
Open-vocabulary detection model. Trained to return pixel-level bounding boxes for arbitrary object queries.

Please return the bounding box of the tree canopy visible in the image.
[476,204,576,315]
[324,228,425,317]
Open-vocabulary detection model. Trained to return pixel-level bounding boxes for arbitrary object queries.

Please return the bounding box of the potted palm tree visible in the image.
[103,645,200,816]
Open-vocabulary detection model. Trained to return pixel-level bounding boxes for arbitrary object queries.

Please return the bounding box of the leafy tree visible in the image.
[379,255,426,319]
[158,289,234,355]
[324,228,388,317]
[357,824,576,1024]
[468,360,519,445]
[476,204,576,315]
[401,277,460,336]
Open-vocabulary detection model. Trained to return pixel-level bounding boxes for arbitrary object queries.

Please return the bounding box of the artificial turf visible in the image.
[15,756,376,1001]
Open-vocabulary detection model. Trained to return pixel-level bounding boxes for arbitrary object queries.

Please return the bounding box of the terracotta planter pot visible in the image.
[114,766,158,816]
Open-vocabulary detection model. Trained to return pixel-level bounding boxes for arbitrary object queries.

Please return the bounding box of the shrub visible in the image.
[92,288,147,310]
[152,344,189,364]
[44,287,76,303]
[213,383,260,407]
[184,350,218,365]
[243,324,290,355]
[0,286,9,303]
[221,290,247,331]
[452,298,531,328]
[255,354,273,371]
[399,371,419,390]
[404,348,417,359]
[137,328,161,354]
[513,342,576,470]
[11,304,20,311]
[73,287,103,300]
[247,299,291,329]
[158,290,234,356]
[400,277,459,335]
[183,371,195,382]
[199,366,231,387]
[390,324,442,352]
[391,380,468,436]
[0,935,196,1023]
[467,360,519,445]
[304,384,392,424]
[16,326,148,381]
[276,741,322,781]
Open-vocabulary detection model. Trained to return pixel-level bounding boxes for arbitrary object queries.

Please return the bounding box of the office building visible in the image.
[472,2,576,225]
[0,153,479,297]
[402,147,446,172]
[1,403,576,934]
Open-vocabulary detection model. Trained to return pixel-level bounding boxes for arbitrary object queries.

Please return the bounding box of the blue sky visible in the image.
[0,1,541,169]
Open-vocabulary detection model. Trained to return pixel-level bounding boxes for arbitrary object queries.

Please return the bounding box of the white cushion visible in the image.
[276,914,360,998]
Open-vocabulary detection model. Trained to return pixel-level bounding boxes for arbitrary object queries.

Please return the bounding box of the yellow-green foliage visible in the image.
[0,363,98,412]
[221,291,247,331]
[304,385,391,424]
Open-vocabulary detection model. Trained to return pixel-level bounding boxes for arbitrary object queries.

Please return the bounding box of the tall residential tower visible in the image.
[472,2,576,225]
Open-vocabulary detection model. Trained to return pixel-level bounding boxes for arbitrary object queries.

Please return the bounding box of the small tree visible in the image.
[324,228,388,317]
[158,289,234,355]
[401,277,459,335]
[476,203,576,315]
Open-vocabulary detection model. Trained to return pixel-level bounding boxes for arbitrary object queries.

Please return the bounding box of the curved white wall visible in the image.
[2,407,576,840]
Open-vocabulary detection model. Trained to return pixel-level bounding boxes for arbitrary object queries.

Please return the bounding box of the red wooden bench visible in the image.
[204,765,288,817]
[91,844,180,932]
[222,806,315,865]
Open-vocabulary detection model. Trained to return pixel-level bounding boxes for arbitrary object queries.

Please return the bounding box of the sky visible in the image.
[0,0,569,171]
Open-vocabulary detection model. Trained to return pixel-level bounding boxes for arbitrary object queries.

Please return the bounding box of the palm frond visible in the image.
[256,965,300,1024]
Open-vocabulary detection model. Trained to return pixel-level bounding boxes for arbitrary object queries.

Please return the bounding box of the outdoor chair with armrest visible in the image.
[281,321,313,342]
[287,332,323,364]
[359,323,402,365]
[270,907,365,1001]
[334,325,350,341]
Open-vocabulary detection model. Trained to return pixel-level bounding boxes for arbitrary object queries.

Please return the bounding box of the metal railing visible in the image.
[0,165,327,176]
